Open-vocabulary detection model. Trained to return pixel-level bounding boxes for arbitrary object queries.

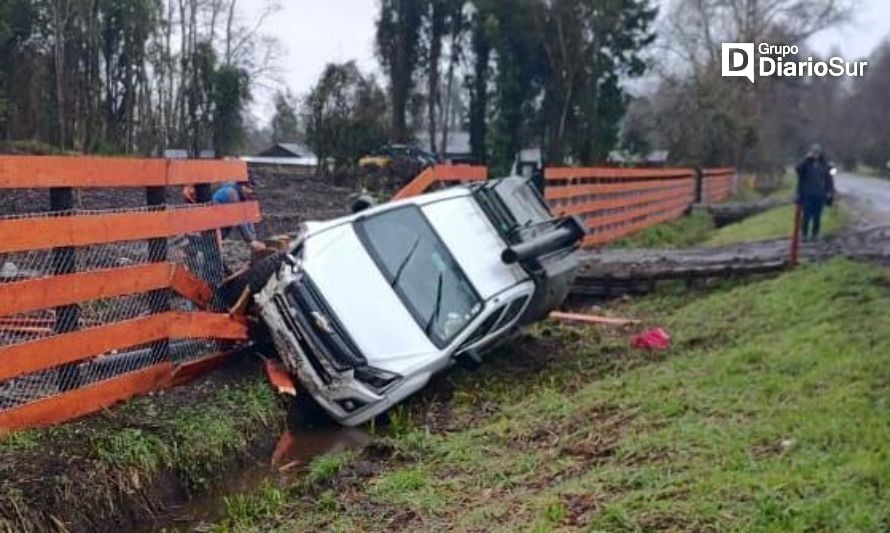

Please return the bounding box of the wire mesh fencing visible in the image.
[0,157,257,429]
[0,210,237,411]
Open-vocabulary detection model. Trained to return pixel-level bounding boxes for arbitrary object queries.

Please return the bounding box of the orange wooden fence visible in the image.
[393,165,738,247]
[391,164,488,201]
[545,167,698,247]
[701,167,737,203]
[0,156,257,430]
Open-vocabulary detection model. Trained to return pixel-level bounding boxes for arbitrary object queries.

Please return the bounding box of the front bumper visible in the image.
[255,267,404,426]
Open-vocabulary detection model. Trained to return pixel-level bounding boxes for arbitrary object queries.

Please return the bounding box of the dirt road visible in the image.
[835,172,890,224]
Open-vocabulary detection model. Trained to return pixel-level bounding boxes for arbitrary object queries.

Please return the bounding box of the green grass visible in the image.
[706,203,846,246]
[611,173,801,249]
[93,377,278,487]
[225,259,890,530]
[0,371,282,531]
[219,480,288,531]
[305,450,356,486]
[611,210,715,249]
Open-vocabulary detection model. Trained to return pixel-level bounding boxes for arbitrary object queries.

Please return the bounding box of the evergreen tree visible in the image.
[376,0,425,143]
[270,90,299,143]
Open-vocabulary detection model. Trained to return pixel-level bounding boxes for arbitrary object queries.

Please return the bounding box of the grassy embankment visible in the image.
[213,258,890,531]
[705,203,846,246]
[0,363,282,531]
[613,174,847,249]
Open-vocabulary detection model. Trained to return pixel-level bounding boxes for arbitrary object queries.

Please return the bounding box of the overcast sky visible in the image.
[244,0,890,121]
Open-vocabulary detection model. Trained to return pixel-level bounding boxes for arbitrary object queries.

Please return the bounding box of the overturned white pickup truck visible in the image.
[248,177,584,426]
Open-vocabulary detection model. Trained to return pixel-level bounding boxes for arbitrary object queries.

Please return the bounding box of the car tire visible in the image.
[289,393,335,429]
[214,250,287,309]
[351,194,376,213]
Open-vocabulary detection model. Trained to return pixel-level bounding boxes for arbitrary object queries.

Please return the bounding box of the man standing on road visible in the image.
[795,144,835,241]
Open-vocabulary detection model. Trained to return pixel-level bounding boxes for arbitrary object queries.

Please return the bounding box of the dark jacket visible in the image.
[795,157,834,201]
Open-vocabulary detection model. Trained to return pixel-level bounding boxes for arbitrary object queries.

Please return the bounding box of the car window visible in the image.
[356,206,482,348]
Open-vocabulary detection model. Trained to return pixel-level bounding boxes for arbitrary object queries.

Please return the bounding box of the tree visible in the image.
[302,61,389,173]
[583,0,656,163]
[0,0,37,139]
[0,0,278,155]
[376,0,424,143]
[424,0,446,153]
[211,64,250,156]
[467,2,492,163]
[438,0,466,158]
[487,0,545,175]
[846,42,890,172]
[270,89,299,142]
[645,0,855,169]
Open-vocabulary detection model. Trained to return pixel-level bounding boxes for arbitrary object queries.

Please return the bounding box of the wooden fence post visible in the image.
[694,167,704,204]
[146,185,170,362]
[49,187,80,391]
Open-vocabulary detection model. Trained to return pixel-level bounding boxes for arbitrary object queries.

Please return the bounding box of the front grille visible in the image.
[281,274,366,372]
[273,294,331,383]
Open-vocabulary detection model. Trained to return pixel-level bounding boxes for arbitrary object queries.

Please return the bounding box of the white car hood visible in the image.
[300,223,439,375]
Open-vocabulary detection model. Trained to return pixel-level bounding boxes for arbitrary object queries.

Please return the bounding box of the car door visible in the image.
[455,293,532,355]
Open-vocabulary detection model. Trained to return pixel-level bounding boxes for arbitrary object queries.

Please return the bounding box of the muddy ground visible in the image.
[251,169,355,238]
[0,356,283,532]
[0,166,352,224]
[0,316,625,531]
[0,168,359,531]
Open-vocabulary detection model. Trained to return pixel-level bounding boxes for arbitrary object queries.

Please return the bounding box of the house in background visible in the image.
[241,142,319,175]
[415,131,477,165]
[607,149,669,167]
[644,149,670,167]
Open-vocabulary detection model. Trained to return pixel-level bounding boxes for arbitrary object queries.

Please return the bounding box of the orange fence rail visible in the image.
[391,164,487,201]
[394,165,738,248]
[701,167,737,203]
[0,156,257,431]
[545,167,698,247]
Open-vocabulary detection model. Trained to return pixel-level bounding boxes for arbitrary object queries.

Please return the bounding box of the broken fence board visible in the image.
[549,311,641,326]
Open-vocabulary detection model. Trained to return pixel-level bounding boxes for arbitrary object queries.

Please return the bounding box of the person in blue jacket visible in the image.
[795,144,835,241]
[182,178,267,253]
[211,179,267,253]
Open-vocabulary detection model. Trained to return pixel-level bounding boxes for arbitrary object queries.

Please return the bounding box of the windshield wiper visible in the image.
[425,272,444,335]
[390,237,421,288]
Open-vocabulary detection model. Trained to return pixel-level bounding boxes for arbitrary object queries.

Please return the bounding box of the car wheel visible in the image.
[289,393,335,429]
[351,194,376,213]
[214,250,287,309]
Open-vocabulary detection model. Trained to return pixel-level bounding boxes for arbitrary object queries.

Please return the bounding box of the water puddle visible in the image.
[271,427,373,472]
[150,424,372,530]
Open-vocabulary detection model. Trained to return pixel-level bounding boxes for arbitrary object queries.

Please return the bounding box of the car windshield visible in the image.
[356,206,482,347]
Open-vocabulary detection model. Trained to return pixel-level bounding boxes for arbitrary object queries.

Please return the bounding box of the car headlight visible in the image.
[354,366,401,392]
